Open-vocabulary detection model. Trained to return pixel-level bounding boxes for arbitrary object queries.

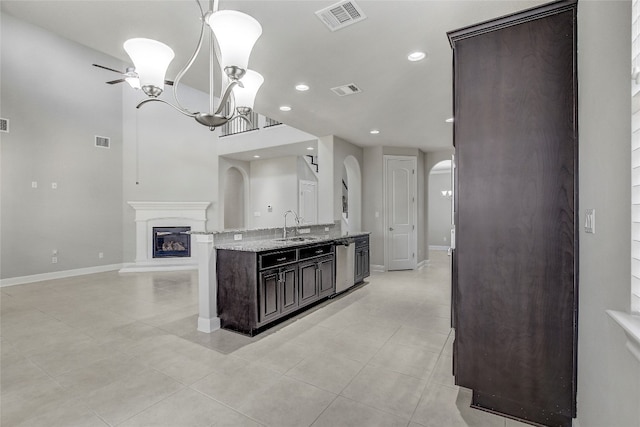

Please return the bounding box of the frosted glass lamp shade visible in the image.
[234,70,264,110]
[125,76,141,90]
[207,10,262,76]
[123,38,174,96]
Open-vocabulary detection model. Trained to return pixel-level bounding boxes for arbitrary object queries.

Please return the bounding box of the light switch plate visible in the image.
[234,234,243,241]
[585,209,595,234]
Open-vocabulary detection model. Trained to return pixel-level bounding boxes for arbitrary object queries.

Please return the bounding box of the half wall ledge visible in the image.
[607,310,640,362]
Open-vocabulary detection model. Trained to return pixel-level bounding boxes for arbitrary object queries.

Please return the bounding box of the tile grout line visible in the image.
[407,327,455,424]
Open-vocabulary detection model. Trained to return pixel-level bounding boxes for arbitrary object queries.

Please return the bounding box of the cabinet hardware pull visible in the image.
[276,257,287,262]
[315,250,323,254]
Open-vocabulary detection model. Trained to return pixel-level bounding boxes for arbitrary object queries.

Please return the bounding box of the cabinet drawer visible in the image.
[355,236,369,248]
[259,249,297,270]
[299,244,333,260]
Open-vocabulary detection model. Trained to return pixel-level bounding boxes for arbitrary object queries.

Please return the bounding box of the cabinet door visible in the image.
[280,265,298,314]
[259,268,280,322]
[299,261,319,305]
[362,249,370,278]
[448,3,577,426]
[354,249,364,283]
[317,257,335,298]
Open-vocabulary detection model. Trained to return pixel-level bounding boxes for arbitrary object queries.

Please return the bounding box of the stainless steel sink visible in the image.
[273,236,320,242]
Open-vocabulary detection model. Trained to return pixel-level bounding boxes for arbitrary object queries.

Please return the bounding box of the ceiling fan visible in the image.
[92,63,174,89]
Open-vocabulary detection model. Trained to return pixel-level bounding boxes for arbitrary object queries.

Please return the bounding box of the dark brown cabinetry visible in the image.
[354,235,370,284]
[217,242,335,336]
[447,2,578,427]
[258,264,298,323]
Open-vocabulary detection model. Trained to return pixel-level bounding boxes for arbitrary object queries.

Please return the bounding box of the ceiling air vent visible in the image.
[316,1,367,32]
[331,83,362,97]
[0,118,9,133]
[95,135,110,148]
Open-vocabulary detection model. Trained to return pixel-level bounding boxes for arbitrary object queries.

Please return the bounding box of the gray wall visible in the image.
[363,146,384,266]
[1,13,123,278]
[577,1,639,426]
[121,85,219,261]
[249,156,298,228]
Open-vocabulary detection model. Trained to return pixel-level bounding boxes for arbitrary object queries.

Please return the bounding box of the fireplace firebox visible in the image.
[153,227,191,258]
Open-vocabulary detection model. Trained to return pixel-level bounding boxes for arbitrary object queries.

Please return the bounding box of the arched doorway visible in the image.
[223,167,246,229]
[428,160,453,251]
[343,155,362,234]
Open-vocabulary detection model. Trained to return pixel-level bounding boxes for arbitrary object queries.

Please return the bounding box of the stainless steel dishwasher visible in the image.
[334,237,355,294]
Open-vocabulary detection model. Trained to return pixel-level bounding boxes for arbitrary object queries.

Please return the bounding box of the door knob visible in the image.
[389,227,394,231]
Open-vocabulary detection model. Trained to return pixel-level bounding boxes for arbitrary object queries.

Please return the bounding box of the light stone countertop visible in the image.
[214,232,370,252]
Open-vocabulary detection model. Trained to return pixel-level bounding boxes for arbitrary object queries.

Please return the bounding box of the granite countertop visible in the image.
[215,231,370,252]
[214,222,336,235]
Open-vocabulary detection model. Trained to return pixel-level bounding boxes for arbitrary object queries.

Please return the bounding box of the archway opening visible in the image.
[224,167,245,230]
[343,155,362,234]
[428,160,452,251]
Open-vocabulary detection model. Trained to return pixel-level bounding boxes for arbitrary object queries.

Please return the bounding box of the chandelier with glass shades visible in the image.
[123,0,264,131]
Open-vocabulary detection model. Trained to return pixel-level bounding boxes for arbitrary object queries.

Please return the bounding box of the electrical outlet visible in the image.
[98,252,104,259]
[31,181,38,188]
[51,182,58,189]
[51,256,58,264]
[234,234,243,241]
[325,227,329,232]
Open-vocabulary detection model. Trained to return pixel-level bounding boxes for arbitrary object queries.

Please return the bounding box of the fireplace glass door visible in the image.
[153,227,191,258]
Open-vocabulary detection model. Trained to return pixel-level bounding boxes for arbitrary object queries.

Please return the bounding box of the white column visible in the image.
[134,219,148,262]
[195,233,220,333]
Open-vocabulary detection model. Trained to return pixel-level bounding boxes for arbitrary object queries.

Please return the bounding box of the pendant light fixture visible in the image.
[123,0,264,131]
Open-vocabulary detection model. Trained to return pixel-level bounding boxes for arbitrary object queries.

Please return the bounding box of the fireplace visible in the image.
[153,227,191,258]
[122,201,209,273]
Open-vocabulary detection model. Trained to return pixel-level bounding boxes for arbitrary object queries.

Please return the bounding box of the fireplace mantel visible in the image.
[121,201,211,273]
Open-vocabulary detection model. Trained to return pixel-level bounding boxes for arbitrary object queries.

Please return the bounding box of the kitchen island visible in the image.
[216,232,369,336]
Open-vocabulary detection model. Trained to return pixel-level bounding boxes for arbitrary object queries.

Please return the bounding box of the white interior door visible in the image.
[385,156,417,270]
[299,180,317,225]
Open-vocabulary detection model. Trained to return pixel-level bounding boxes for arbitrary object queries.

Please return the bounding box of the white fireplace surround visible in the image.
[120,201,211,273]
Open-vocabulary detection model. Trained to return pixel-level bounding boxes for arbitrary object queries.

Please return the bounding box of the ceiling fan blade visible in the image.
[106,79,125,85]
[92,63,124,75]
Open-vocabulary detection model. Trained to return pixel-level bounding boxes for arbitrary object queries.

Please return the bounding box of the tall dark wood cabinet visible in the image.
[447,1,578,426]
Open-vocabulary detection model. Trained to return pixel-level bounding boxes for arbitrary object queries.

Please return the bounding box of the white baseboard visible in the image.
[0,263,124,287]
[371,264,385,273]
[119,260,197,273]
[429,245,450,251]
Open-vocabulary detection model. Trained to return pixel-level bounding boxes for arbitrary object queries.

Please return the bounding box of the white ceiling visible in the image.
[1,0,547,152]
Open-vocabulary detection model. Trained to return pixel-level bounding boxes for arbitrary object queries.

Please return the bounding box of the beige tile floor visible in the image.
[0,251,529,427]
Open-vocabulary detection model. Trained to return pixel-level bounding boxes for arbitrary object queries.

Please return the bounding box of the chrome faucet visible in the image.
[283,210,301,239]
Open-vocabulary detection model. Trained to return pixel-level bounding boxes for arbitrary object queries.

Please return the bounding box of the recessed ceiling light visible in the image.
[307,147,314,150]
[295,84,310,92]
[279,105,292,111]
[370,129,380,135]
[408,51,426,62]
[446,117,454,123]
[253,155,260,158]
